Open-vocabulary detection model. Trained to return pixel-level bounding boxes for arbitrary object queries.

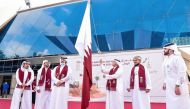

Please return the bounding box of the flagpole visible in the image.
[109,80,111,109]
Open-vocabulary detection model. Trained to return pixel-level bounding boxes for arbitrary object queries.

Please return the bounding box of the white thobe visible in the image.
[10,68,34,109]
[101,65,124,109]
[162,54,190,109]
[130,66,151,109]
[35,68,52,109]
[49,65,72,109]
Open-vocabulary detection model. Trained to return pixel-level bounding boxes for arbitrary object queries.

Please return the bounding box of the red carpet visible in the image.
[0,99,166,109]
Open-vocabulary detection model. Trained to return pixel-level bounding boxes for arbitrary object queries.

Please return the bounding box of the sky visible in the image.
[0,0,70,26]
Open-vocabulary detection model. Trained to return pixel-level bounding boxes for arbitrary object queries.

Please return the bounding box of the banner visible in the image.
[67,49,165,103]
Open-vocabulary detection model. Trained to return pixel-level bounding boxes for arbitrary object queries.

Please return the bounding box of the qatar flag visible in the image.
[74,1,92,109]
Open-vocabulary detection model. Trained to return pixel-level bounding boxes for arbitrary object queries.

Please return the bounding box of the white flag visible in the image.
[75,1,92,58]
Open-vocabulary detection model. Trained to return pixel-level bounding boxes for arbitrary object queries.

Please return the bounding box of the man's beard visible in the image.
[24,67,29,69]
[45,65,49,68]
[164,51,170,55]
[134,63,139,66]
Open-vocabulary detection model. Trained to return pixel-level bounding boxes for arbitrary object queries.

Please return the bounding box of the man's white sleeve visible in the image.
[145,66,152,89]
[175,56,187,85]
[100,64,110,74]
[106,67,123,79]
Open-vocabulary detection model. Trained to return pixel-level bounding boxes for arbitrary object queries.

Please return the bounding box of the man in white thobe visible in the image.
[10,61,34,109]
[100,59,124,109]
[49,57,72,109]
[162,43,190,109]
[35,60,52,109]
[127,56,151,109]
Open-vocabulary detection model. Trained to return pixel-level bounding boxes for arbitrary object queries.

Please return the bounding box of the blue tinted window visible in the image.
[150,31,165,48]
[134,29,151,49]
[121,31,134,50]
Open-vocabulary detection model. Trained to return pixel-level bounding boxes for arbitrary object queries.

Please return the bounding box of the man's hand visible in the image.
[37,90,41,93]
[162,83,166,90]
[56,80,62,86]
[22,83,26,87]
[175,86,181,95]
[145,89,150,93]
[127,88,130,92]
[99,59,103,65]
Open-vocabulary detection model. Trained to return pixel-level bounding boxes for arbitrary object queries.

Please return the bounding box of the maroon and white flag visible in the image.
[75,1,92,109]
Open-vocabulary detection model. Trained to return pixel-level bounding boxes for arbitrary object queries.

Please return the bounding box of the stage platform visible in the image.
[0,99,166,109]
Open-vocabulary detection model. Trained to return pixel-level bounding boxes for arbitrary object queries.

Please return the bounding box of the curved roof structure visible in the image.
[0,0,190,59]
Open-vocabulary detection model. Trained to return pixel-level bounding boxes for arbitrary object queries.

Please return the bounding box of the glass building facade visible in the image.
[0,0,190,59]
